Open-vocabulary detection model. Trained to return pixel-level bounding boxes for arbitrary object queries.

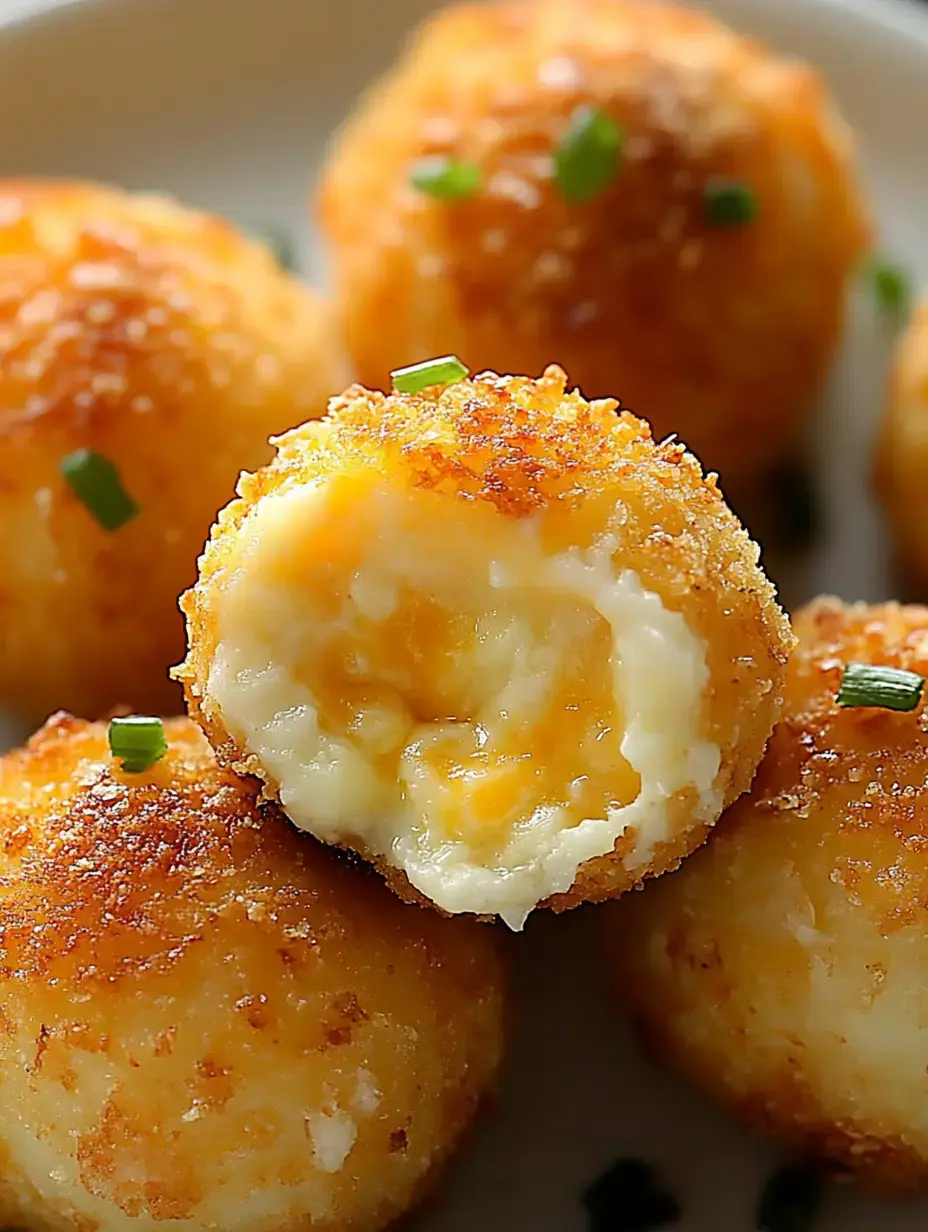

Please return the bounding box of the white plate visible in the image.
[1,0,927,1227]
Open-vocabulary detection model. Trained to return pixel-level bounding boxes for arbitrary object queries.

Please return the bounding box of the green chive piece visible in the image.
[704,177,758,227]
[756,1164,824,1232]
[863,256,910,320]
[60,449,139,532]
[108,716,168,774]
[554,105,624,204]
[410,155,481,200]
[582,1158,681,1232]
[249,223,298,273]
[837,662,925,712]
[391,355,469,394]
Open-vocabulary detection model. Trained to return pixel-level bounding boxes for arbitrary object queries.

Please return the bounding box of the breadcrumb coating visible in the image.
[317,0,869,483]
[0,714,505,1230]
[0,179,342,724]
[609,597,928,1190]
[178,366,791,919]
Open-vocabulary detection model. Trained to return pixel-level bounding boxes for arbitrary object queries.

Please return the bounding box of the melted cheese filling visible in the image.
[207,473,720,929]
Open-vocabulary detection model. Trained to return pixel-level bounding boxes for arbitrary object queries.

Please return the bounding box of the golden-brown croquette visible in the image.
[317,0,870,484]
[608,597,928,1190]
[0,179,343,725]
[876,299,928,594]
[177,365,792,929]
[0,713,505,1231]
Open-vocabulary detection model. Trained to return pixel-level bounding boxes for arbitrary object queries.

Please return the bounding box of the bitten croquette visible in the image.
[317,0,870,485]
[177,364,792,929]
[609,598,928,1190]
[0,179,343,725]
[0,714,505,1231]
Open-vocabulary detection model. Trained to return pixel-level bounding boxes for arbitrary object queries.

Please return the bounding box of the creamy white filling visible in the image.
[207,481,721,929]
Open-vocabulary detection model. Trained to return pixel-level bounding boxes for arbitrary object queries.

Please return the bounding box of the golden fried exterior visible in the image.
[608,597,928,1189]
[0,714,505,1230]
[178,365,792,917]
[0,179,342,725]
[876,300,928,595]
[317,0,869,483]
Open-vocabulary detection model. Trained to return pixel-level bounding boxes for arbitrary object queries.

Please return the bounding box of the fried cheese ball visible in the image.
[317,0,870,483]
[0,179,342,725]
[0,713,505,1231]
[876,299,928,595]
[177,365,792,930]
[609,597,928,1189]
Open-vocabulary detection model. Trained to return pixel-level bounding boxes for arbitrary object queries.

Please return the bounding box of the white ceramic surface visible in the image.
[1,0,927,1227]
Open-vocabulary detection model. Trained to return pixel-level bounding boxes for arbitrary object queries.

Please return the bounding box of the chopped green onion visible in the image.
[108,716,168,774]
[582,1158,681,1232]
[554,105,624,204]
[756,1164,824,1232]
[863,256,910,321]
[410,155,481,200]
[60,449,139,532]
[391,355,469,394]
[703,177,758,227]
[837,662,925,712]
[249,223,298,273]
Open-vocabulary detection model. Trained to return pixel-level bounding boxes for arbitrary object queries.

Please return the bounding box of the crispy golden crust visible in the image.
[178,365,792,915]
[364,813,718,917]
[875,300,928,596]
[0,714,505,1230]
[0,179,343,725]
[608,597,928,1190]
[317,0,869,483]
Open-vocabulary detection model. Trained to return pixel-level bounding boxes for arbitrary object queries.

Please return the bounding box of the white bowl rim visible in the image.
[3,0,928,47]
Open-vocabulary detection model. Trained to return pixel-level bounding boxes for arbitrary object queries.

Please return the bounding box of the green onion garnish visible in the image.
[108,716,168,774]
[863,256,910,321]
[391,355,469,394]
[703,177,758,227]
[554,105,624,204]
[837,662,925,711]
[60,449,139,532]
[756,1164,824,1232]
[582,1158,681,1232]
[249,223,298,273]
[410,155,481,200]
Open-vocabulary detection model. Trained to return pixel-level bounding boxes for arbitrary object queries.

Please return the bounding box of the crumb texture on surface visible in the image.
[318,0,869,482]
[0,178,342,725]
[179,366,791,919]
[0,714,505,1231]
[610,597,928,1190]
